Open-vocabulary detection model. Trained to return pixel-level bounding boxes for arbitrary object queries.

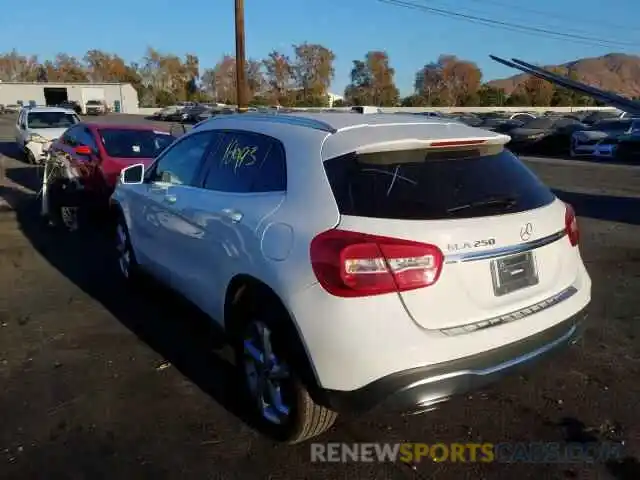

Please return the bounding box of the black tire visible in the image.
[231,288,337,444]
[25,149,36,165]
[114,213,140,285]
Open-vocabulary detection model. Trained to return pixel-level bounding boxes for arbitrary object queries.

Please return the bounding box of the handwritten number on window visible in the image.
[221,138,258,173]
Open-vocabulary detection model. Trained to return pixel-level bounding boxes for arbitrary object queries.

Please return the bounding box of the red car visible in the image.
[44,123,176,228]
[49,122,176,190]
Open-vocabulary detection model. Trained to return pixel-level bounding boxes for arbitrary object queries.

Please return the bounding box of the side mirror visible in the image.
[74,145,93,156]
[120,164,145,185]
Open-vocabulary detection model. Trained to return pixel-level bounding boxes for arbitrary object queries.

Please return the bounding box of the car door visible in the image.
[179,130,287,322]
[126,131,215,287]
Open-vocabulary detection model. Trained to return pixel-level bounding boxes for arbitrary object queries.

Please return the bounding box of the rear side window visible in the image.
[203,131,286,193]
[324,148,555,220]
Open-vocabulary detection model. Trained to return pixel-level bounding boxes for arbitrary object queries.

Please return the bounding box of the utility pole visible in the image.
[235,0,248,113]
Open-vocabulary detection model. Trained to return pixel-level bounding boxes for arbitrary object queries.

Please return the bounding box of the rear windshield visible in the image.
[98,129,176,158]
[324,148,555,220]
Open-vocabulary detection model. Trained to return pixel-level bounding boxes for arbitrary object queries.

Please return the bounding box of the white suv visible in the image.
[111,112,591,443]
[15,106,80,164]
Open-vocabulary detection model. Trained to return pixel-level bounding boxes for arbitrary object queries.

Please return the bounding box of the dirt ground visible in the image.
[0,114,639,479]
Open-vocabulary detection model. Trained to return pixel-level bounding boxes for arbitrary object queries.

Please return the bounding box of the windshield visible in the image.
[27,112,79,129]
[99,129,176,158]
[87,100,102,105]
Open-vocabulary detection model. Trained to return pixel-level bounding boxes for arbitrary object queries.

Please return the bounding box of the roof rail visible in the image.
[209,112,337,133]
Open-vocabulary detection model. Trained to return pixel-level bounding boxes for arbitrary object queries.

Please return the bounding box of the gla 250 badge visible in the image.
[447,238,496,252]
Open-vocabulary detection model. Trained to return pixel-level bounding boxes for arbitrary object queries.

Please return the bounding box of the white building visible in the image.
[0,81,139,114]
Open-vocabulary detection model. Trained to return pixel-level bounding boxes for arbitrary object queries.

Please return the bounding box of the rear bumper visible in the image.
[320,308,588,414]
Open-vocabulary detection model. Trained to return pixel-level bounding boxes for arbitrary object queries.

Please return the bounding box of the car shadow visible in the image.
[553,189,640,226]
[5,165,42,193]
[6,184,265,436]
[0,141,25,163]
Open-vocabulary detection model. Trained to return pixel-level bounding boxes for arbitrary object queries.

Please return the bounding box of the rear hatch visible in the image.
[321,142,582,331]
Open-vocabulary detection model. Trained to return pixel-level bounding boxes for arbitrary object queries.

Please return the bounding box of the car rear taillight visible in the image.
[564,203,579,246]
[310,229,444,297]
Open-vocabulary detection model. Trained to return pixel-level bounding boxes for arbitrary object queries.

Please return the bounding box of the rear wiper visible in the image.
[446,196,518,214]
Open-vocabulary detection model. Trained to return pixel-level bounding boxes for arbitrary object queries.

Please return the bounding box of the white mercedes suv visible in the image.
[111,112,591,443]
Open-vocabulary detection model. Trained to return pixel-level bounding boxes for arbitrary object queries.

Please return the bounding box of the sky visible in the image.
[2,0,639,96]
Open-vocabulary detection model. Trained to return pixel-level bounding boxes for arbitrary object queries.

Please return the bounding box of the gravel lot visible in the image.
[0,113,639,479]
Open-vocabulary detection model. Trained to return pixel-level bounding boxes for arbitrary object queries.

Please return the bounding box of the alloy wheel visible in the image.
[115,223,131,278]
[243,320,291,425]
[61,206,78,231]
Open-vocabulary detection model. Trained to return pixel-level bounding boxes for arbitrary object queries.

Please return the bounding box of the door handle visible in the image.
[163,195,177,204]
[221,208,243,223]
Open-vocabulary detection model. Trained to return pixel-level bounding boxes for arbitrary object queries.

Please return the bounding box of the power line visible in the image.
[455,0,640,34]
[377,0,639,49]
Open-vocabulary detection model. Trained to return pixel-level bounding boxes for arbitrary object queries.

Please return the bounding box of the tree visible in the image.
[522,75,554,106]
[415,55,481,106]
[44,54,87,82]
[344,51,400,107]
[246,59,265,99]
[400,94,428,107]
[414,61,444,105]
[0,49,40,81]
[291,43,335,105]
[440,55,482,106]
[212,55,237,104]
[477,85,506,106]
[262,51,294,104]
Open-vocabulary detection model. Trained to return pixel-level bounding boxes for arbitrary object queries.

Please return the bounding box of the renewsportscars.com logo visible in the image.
[310,442,625,464]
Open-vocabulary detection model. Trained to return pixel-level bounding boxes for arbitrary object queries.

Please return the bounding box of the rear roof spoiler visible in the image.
[490,55,640,115]
[355,135,510,154]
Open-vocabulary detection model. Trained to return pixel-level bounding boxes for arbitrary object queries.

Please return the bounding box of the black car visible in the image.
[57,101,82,115]
[507,116,588,156]
[479,117,525,134]
[180,105,214,123]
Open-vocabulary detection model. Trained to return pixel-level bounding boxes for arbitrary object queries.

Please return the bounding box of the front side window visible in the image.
[147,132,213,186]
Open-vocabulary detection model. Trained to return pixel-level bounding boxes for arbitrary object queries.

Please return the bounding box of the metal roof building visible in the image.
[0,81,139,114]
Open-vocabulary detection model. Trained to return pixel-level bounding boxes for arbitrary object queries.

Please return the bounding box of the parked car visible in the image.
[570,118,640,158]
[57,101,83,115]
[478,117,525,134]
[580,110,620,125]
[510,112,537,122]
[3,104,21,113]
[180,104,215,123]
[14,106,80,164]
[152,105,182,121]
[507,116,588,155]
[85,100,107,115]
[41,123,176,229]
[164,106,191,122]
[110,112,591,443]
